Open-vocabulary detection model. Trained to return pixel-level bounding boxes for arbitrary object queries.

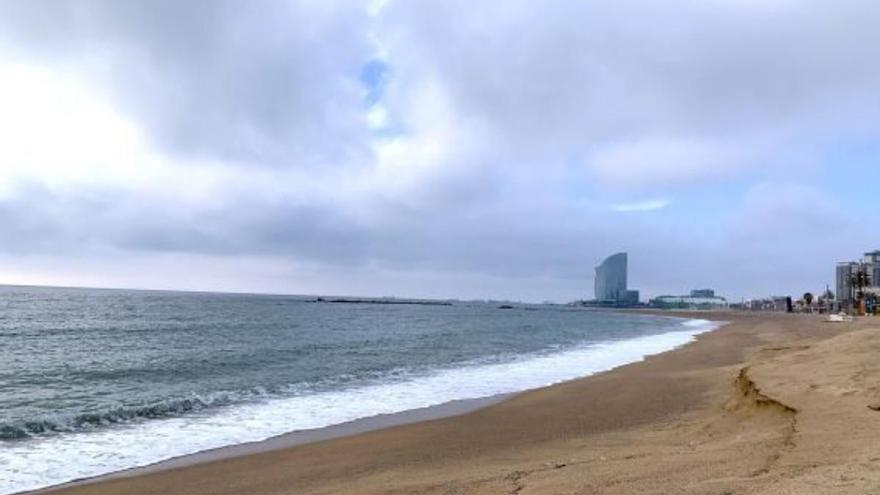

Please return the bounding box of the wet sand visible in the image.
[40,312,880,494]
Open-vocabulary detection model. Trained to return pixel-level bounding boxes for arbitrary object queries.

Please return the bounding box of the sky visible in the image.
[0,0,878,302]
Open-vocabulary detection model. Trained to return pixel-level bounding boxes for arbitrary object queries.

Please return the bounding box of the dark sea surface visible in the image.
[0,285,715,494]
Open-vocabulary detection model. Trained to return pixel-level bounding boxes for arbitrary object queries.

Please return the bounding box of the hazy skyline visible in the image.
[1,0,879,302]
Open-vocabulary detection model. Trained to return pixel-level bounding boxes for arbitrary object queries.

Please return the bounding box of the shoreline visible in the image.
[35,311,880,494]
[35,394,512,492]
[18,313,717,495]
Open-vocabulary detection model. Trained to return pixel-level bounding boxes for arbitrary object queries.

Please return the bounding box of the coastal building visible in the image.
[836,262,860,306]
[690,289,715,298]
[622,289,640,305]
[651,289,728,310]
[592,252,640,306]
[835,250,880,309]
[733,296,791,312]
[595,252,628,302]
[868,251,880,289]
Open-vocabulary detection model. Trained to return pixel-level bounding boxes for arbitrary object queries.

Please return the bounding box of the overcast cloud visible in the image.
[0,0,878,301]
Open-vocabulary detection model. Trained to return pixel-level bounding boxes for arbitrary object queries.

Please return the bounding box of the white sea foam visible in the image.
[681,318,715,328]
[0,318,719,494]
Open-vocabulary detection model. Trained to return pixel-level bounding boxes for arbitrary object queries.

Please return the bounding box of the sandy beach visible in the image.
[38,312,880,495]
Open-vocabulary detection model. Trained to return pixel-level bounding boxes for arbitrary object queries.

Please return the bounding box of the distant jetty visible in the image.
[310,297,453,306]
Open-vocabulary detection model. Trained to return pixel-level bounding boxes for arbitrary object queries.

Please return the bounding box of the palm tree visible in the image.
[800,292,814,313]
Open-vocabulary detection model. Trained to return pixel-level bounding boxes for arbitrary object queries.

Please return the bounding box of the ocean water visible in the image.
[0,285,717,494]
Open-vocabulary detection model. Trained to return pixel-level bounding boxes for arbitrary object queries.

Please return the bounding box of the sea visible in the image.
[0,285,718,494]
